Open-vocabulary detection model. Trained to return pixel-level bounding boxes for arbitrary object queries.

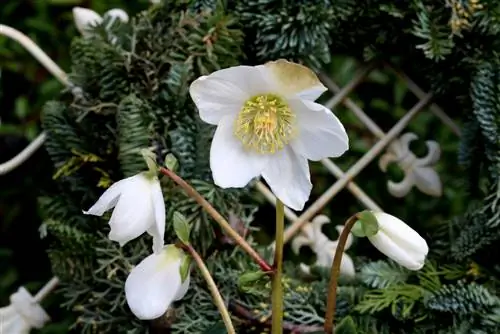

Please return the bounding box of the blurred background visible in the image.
[0,1,466,333]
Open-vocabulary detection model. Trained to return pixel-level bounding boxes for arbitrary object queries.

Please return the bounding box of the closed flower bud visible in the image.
[72,7,102,37]
[368,212,428,270]
[83,172,166,254]
[125,245,190,320]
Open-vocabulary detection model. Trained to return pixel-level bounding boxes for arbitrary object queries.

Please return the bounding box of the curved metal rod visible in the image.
[0,132,47,174]
[0,25,70,86]
[0,24,71,175]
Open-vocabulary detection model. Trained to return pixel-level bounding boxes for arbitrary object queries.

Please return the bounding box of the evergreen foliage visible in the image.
[38,0,500,332]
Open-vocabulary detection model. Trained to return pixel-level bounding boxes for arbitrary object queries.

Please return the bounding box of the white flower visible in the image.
[125,245,190,320]
[189,60,349,211]
[368,212,429,270]
[83,172,165,254]
[292,215,355,278]
[72,7,128,38]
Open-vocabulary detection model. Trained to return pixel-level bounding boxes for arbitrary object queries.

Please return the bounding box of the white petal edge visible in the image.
[210,115,269,188]
[190,65,273,125]
[174,273,191,301]
[296,85,328,101]
[290,99,349,161]
[374,213,429,256]
[83,177,131,216]
[149,177,166,254]
[368,232,426,270]
[125,252,183,320]
[105,9,129,23]
[261,147,311,211]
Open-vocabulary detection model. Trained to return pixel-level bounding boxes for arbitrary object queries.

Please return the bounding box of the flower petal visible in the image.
[290,99,349,161]
[264,59,327,100]
[374,213,429,257]
[190,65,272,125]
[125,247,183,320]
[107,174,155,246]
[148,177,166,254]
[261,147,311,211]
[174,273,191,301]
[368,231,425,270]
[210,115,269,188]
[83,177,131,216]
[104,9,129,23]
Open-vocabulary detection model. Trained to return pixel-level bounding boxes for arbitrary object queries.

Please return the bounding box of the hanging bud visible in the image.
[125,245,190,320]
[367,212,428,270]
[83,172,166,254]
[72,7,103,37]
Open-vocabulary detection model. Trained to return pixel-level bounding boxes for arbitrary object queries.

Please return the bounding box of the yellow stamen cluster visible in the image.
[234,94,296,154]
[449,0,484,33]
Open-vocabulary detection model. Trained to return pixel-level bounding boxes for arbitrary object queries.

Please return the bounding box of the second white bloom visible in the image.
[189,60,349,211]
[83,172,165,254]
[125,245,190,320]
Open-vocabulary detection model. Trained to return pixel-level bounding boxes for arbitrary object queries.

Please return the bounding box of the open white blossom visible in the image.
[83,172,165,254]
[73,7,128,38]
[368,212,429,270]
[125,245,190,320]
[189,60,349,211]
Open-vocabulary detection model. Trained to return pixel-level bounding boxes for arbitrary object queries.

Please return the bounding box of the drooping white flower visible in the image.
[83,172,165,254]
[292,215,355,278]
[368,212,429,270]
[189,60,349,211]
[72,7,128,38]
[125,245,190,320]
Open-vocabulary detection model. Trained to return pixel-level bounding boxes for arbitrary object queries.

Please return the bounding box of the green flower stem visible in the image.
[183,243,236,334]
[271,199,285,334]
[324,214,359,334]
[159,167,273,273]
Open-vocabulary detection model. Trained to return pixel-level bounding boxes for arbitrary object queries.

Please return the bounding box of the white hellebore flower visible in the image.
[125,245,190,320]
[189,60,349,211]
[368,212,429,270]
[83,172,165,254]
[73,6,129,38]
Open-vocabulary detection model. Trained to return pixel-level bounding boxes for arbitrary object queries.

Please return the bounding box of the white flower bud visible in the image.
[83,172,166,254]
[125,245,190,320]
[368,212,429,270]
[72,7,102,37]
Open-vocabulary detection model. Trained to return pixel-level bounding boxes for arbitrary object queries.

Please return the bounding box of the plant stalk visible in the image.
[159,167,273,273]
[184,243,236,334]
[271,199,285,334]
[324,214,359,333]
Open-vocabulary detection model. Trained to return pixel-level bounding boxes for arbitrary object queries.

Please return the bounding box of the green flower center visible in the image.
[234,94,296,154]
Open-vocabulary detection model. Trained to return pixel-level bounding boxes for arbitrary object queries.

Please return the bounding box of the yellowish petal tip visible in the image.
[264,59,325,96]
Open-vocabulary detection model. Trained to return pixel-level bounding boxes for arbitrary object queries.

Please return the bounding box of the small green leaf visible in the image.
[351,211,379,237]
[173,212,191,244]
[179,255,191,283]
[164,153,179,171]
[238,270,269,296]
[335,316,358,334]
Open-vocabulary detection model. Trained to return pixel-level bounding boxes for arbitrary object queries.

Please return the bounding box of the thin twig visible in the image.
[183,243,236,334]
[159,167,273,273]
